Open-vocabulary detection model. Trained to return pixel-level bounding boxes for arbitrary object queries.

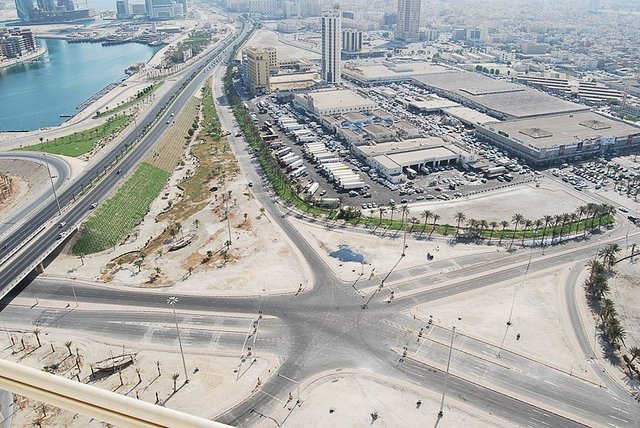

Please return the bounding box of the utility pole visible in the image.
[438,326,455,418]
[43,153,61,216]
[167,297,189,383]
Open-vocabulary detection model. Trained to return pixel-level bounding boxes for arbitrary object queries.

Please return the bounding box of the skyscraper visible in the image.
[321,6,341,84]
[15,0,34,21]
[395,0,421,41]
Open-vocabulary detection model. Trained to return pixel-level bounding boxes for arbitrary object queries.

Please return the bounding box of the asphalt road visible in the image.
[0,151,70,238]
[0,18,251,299]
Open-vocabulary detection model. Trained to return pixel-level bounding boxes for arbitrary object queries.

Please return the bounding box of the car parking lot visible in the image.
[249,95,539,213]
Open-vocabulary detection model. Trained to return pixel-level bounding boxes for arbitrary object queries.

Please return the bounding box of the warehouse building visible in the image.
[352,137,468,182]
[294,88,376,116]
[477,111,640,166]
[412,72,589,120]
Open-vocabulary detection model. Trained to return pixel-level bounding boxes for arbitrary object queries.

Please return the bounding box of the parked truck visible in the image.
[307,182,320,195]
[317,197,340,208]
[275,147,292,158]
[485,166,507,178]
[279,153,296,165]
[289,166,307,178]
[341,180,366,190]
[286,159,304,172]
[283,155,300,166]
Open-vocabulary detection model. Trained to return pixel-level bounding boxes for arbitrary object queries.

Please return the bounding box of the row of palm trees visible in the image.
[586,249,627,350]
[366,202,616,245]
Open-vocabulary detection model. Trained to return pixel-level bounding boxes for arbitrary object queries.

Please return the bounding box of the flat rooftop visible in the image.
[413,72,589,119]
[358,137,457,157]
[343,61,454,82]
[304,89,376,111]
[407,95,459,111]
[483,111,640,149]
[443,106,498,126]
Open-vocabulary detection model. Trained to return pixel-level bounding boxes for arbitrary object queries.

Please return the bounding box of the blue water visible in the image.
[0,38,159,131]
[329,245,366,263]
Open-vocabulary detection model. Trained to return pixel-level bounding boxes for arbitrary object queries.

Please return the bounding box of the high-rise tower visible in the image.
[321,5,341,84]
[395,0,421,41]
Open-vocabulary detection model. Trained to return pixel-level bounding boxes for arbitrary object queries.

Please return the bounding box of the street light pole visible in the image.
[42,153,61,216]
[438,325,455,418]
[167,297,189,383]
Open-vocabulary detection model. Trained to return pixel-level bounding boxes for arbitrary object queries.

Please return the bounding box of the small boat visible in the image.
[59,114,73,118]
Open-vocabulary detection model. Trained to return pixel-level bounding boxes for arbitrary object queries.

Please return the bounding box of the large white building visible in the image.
[321,7,341,84]
[395,0,421,41]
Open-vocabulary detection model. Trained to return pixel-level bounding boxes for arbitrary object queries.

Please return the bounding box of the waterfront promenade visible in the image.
[0,45,47,70]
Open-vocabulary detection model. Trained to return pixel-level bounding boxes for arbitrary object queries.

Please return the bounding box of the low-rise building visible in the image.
[353,137,467,182]
[293,88,376,116]
[477,111,640,165]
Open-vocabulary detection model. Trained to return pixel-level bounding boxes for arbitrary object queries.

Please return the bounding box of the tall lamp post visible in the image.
[167,297,189,384]
[438,325,456,418]
[42,153,61,216]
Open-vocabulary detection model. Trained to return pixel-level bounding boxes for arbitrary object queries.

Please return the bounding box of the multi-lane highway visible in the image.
[0,18,252,300]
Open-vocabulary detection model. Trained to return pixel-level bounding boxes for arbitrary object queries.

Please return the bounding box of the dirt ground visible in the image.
[2,327,271,427]
[409,179,599,225]
[239,29,321,61]
[611,258,640,349]
[289,216,496,283]
[414,265,595,378]
[277,372,514,428]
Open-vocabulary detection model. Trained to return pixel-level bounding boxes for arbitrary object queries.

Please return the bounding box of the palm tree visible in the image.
[421,210,432,234]
[33,328,42,348]
[599,243,621,268]
[488,221,498,243]
[599,298,617,323]
[389,205,397,224]
[561,213,571,239]
[510,213,524,246]
[628,346,640,365]
[521,219,532,246]
[569,213,579,236]
[541,215,552,246]
[606,319,626,346]
[430,213,440,236]
[587,259,605,284]
[533,219,543,245]
[378,207,387,224]
[64,341,73,356]
[454,212,466,235]
[156,360,161,377]
[498,220,509,244]
[478,220,488,241]
[171,373,180,392]
[135,367,142,383]
[551,215,562,242]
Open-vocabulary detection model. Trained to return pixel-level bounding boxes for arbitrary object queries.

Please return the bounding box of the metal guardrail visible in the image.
[0,359,230,428]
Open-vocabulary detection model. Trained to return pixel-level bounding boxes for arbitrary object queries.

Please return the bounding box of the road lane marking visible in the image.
[608,415,628,423]
[543,380,558,387]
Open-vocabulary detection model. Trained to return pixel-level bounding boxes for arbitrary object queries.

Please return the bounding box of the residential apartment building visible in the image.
[342,28,362,52]
[321,7,341,84]
[395,0,421,41]
[244,46,273,95]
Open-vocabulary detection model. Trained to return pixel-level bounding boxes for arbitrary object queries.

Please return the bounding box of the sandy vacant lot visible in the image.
[409,180,598,225]
[279,372,514,428]
[414,266,593,377]
[611,258,640,349]
[3,327,271,427]
[240,29,321,61]
[290,216,496,283]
